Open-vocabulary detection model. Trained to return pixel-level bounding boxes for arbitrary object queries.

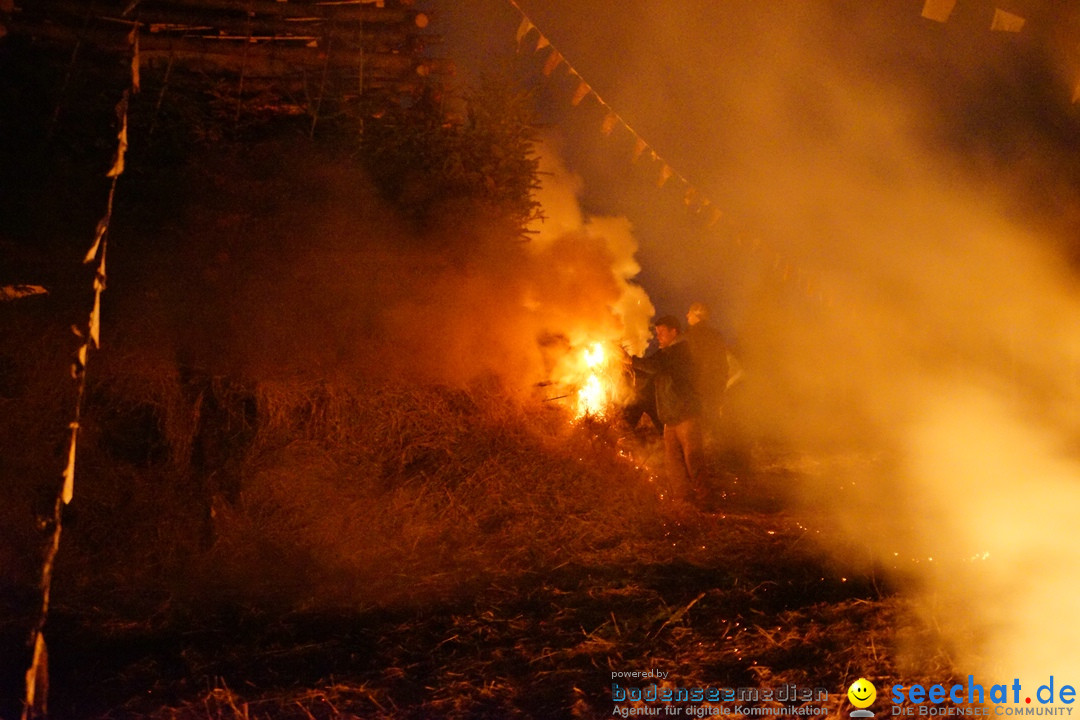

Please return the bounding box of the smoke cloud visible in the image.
[371,135,653,396]
[474,0,1080,693]
[166,136,652,404]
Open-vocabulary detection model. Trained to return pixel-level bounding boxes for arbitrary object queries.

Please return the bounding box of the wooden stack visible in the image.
[3,0,452,123]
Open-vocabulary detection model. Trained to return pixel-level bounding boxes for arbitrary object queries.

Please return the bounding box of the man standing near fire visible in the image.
[684,301,730,449]
[625,315,706,503]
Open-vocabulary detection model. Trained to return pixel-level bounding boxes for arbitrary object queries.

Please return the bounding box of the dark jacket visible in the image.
[685,322,729,405]
[631,337,701,426]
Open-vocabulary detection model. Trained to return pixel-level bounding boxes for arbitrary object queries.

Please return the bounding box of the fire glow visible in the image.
[576,341,617,419]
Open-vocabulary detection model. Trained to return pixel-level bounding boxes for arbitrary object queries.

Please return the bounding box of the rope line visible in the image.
[21,24,139,720]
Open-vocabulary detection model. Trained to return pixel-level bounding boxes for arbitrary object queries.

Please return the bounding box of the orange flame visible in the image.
[576,341,617,419]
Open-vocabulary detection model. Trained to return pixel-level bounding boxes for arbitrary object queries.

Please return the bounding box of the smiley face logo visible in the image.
[847,678,877,709]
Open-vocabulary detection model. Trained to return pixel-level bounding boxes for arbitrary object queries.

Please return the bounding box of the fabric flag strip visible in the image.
[990,8,1025,32]
[23,24,137,720]
[571,79,591,106]
[601,111,618,135]
[657,164,673,188]
[921,0,957,23]
[0,284,48,301]
[515,17,534,47]
[542,49,564,76]
[129,24,141,93]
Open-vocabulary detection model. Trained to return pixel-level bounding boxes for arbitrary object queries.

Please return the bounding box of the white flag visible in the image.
[990,8,1025,32]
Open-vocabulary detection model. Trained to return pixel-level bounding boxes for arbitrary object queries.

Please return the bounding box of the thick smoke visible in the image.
[694,2,1080,692]
[494,0,1080,693]
[524,138,655,357]
[180,137,652,401]
[374,136,653,395]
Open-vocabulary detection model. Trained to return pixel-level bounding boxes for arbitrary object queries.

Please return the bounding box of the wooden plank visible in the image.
[11,17,453,74]
[142,0,418,24]
[21,0,442,50]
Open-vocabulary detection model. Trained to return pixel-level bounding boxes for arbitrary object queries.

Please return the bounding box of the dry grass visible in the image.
[1,332,961,720]
[186,377,663,610]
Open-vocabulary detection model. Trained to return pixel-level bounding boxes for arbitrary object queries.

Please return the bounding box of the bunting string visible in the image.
[920,0,1026,33]
[920,2,1080,101]
[505,0,834,306]
[21,24,139,720]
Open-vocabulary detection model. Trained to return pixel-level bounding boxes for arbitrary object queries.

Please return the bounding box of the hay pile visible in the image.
[187,376,664,609]
[0,301,961,720]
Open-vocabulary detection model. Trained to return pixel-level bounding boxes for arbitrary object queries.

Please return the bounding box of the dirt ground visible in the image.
[0,431,957,719]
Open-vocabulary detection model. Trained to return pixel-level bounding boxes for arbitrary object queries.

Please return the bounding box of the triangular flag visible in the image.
[91,261,105,343]
[84,218,107,263]
[62,423,78,503]
[657,164,673,188]
[707,207,723,227]
[129,24,141,93]
[920,0,956,22]
[601,112,618,135]
[683,187,699,207]
[542,50,564,76]
[535,35,550,52]
[515,17,534,47]
[631,137,648,163]
[107,106,128,178]
[990,8,1025,32]
[571,80,591,106]
[72,343,87,379]
[24,631,47,715]
[89,293,101,348]
[0,284,47,301]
